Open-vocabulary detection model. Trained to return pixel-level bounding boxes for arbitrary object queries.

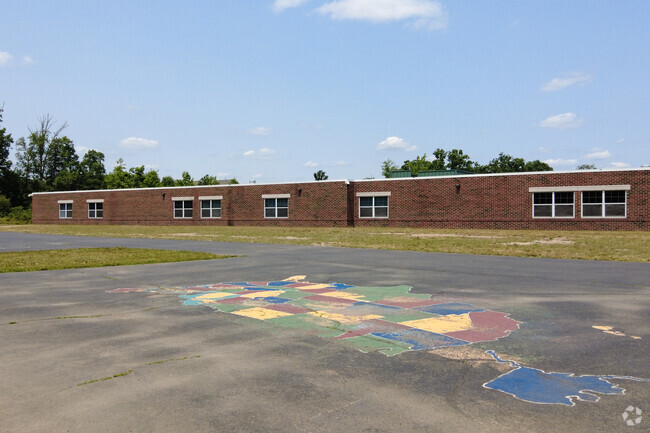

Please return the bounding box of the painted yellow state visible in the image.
[231,307,293,320]
[592,325,614,331]
[195,292,237,302]
[299,283,334,290]
[318,291,366,301]
[283,275,306,282]
[401,313,472,334]
[308,311,382,324]
[240,290,285,299]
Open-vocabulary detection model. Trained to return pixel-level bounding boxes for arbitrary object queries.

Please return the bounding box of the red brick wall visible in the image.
[31,170,649,230]
[352,170,648,230]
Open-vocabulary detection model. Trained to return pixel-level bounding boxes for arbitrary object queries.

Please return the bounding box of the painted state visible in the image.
[483,351,650,406]
[108,275,520,356]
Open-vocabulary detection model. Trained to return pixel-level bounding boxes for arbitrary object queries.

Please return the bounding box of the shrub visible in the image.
[0,195,11,217]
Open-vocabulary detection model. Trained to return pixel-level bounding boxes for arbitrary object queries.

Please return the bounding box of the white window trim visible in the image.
[359,195,390,219]
[532,192,575,219]
[57,200,73,204]
[264,197,289,219]
[87,201,103,219]
[356,191,391,197]
[581,191,627,219]
[173,198,194,219]
[529,185,630,192]
[59,202,73,219]
[200,198,222,219]
[86,199,104,203]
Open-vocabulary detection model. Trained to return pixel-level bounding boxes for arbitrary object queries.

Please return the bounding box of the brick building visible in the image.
[31,168,649,230]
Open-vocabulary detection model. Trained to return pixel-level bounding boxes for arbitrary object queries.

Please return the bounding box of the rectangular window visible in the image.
[201,199,221,218]
[173,199,193,218]
[264,198,288,218]
[359,196,389,218]
[59,202,72,219]
[533,192,574,218]
[88,202,103,219]
[582,190,627,218]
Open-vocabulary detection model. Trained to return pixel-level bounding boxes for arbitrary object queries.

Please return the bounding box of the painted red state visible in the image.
[302,294,358,305]
[444,311,521,342]
[264,304,311,314]
[298,288,336,293]
[375,299,445,308]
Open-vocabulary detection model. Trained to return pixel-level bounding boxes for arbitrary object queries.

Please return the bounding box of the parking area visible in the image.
[0,232,648,432]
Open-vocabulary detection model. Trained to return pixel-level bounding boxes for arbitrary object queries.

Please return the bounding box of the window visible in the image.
[582,190,626,218]
[87,202,103,218]
[264,198,289,218]
[200,196,222,218]
[173,197,194,218]
[358,193,389,218]
[58,201,72,219]
[533,192,574,218]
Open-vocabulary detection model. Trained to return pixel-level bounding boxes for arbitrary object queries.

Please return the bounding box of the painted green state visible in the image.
[268,314,345,338]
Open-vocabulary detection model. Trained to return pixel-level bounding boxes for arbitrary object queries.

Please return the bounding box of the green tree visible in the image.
[198,174,219,185]
[401,154,431,176]
[381,159,398,178]
[577,163,597,170]
[128,165,146,188]
[446,149,474,170]
[228,178,239,185]
[105,159,135,189]
[79,150,106,190]
[524,160,552,172]
[161,175,175,187]
[142,170,161,187]
[430,148,448,170]
[313,170,328,181]
[0,194,11,217]
[176,171,194,186]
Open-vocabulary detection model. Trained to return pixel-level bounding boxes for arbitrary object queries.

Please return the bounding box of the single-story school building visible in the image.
[31,168,649,230]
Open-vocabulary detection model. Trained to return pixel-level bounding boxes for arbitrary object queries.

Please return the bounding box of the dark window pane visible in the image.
[582,191,602,204]
[375,207,388,217]
[174,201,183,209]
[533,193,552,204]
[605,204,625,217]
[201,201,209,209]
[213,209,222,218]
[555,204,574,217]
[555,192,574,204]
[533,205,552,217]
[265,208,275,218]
[174,209,183,218]
[360,208,373,218]
[359,197,373,207]
[97,210,103,218]
[605,191,625,203]
[375,196,388,207]
[202,209,210,218]
[583,204,602,217]
[184,201,192,208]
[96,203,103,211]
[277,198,288,207]
[265,199,275,208]
[277,208,288,218]
[213,200,221,209]
[185,209,193,218]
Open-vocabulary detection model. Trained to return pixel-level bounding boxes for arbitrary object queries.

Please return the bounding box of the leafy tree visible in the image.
[0,194,11,216]
[577,163,597,170]
[430,148,448,170]
[381,159,398,178]
[176,171,194,186]
[198,174,219,185]
[105,159,135,189]
[228,178,239,185]
[142,170,161,187]
[523,160,552,172]
[0,106,15,199]
[79,150,106,190]
[313,170,328,181]
[401,154,431,176]
[161,175,175,187]
[128,165,146,188]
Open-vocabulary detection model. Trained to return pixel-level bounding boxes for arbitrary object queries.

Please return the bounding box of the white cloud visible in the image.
[541,72,593,92]
[537,112,583,129]
[377,136,417,151]
[249,126,271,136]
[326,160,349,166]
[252,173,263,179]
[585,149,611,159]
[610,161,631,168]
[543,158,578,167]
[22,55,34,65]
[537,146,549,153]
[0,51,13,66]
[273,0,308,12]
[243,147,277,159]
[303,160,319,167]
[118,137,159,150]
[316,0,447,30]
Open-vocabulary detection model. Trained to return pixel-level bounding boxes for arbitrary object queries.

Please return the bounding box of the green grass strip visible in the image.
[0,247,236,273]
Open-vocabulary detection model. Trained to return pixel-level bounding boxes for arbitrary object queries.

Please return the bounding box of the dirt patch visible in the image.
[274,236,309,240]
[503,237,574,246]
[432,346,520,370]
[368,232,502,239]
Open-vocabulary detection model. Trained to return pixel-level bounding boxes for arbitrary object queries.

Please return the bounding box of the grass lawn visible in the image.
[0,247,235,273]
[1,224,649,262]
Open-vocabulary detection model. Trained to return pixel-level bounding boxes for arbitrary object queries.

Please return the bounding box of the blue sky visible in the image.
[1,1,649,183]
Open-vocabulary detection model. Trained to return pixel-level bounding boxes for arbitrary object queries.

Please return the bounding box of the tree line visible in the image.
[0,108,236,220]
[381,148,553,177]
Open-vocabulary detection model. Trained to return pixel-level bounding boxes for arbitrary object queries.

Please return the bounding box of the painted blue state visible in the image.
[257,297,291,304]
[483,351,650,405]
[266,281,295,287]
[415,302,485,316]
[372,329,469,351]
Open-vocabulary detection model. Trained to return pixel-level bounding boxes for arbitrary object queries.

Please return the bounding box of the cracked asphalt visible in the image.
[0,232,648,432]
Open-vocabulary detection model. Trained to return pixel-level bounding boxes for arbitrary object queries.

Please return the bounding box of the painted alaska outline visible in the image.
[483,350,650,406]
[108,275,522,356]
